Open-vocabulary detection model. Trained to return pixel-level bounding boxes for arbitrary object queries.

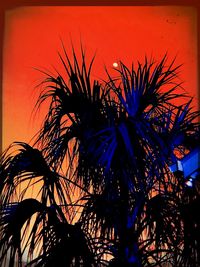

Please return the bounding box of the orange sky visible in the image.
[2,6,198,151]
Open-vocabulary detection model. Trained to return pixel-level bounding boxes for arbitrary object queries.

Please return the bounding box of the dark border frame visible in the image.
[1,0,199,152]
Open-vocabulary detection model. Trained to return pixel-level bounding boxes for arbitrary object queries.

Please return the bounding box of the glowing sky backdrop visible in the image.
[3,6,198,150]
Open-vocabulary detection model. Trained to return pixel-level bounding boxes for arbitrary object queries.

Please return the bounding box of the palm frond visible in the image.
[0,199,43,266]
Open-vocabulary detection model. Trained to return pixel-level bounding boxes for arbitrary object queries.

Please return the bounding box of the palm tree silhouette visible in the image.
[0,46,199,266]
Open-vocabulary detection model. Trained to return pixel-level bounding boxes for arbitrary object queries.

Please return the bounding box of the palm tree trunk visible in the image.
[118,176,140,266]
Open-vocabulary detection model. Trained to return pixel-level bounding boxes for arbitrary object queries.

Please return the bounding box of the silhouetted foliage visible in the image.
[0,46,200,266]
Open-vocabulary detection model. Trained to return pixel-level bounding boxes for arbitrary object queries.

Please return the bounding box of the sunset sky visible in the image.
[2,6,198,151]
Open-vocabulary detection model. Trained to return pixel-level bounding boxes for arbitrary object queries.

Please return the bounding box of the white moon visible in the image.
[113,62,118,68]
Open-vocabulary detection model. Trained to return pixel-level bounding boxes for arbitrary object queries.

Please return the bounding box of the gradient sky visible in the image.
[2,6,198,151]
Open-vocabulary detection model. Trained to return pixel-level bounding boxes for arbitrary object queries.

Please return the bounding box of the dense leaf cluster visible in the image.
[0,46,200,266]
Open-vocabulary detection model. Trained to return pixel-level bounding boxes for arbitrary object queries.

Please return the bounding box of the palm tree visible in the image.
[0,46,199,266]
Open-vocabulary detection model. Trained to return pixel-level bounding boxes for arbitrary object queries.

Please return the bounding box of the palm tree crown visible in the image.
[0,46,200,266]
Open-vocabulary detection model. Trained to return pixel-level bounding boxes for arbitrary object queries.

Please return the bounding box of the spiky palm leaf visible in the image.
[0,142,98,266]
[0,142,71,210]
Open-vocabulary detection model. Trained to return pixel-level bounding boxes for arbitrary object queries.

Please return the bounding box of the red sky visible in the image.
[2,6,198,150]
